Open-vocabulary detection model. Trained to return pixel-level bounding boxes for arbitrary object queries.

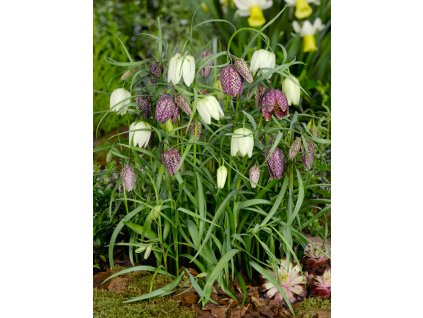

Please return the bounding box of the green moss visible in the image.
[293,297,331,318]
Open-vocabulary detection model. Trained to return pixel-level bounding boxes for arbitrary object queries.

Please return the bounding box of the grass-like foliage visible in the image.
[94,9,330,314]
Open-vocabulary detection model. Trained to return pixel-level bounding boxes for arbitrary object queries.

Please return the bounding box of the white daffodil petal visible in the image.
[292,21,301,34]
[302,20,315,35]
[284,0,296,6]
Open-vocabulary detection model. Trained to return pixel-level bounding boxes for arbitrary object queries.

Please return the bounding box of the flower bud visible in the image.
[150,62,163,78]
[265,148,285,180]
[282,76,301,106]
[161,148,182,175]
[216,165,228,189]
[129,121,152,148]
[255,84,267,108]
[110,88,131,115]
[231,128,254,158]
[301,140,314,170]
[174,94,192,115]
[200,50,214,78]
[196,95,224,125]
[149,205,161,220]
[260,89,289,121]
[121,164,136,192]
[288,138,302,160]
[220,65,243,97]
[233,57,253,83]
[249,165,260,188]
[135,96,152,119]
[155,94,179,123]
[188,121,202,140]
[121,69,135,81]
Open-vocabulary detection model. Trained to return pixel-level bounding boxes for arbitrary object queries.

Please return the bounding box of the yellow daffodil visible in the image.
[234,0,273,27]
[285,0,321,19]
[292,18,325,52]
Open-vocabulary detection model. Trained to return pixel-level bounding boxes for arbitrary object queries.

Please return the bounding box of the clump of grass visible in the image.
[94,288,196,318]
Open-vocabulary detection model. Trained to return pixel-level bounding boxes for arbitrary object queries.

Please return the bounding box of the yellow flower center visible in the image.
[248,5,266,27]
[295,0,313,19]
[303,34,317,52]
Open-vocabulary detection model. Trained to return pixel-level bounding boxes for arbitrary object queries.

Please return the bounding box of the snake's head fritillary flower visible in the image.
[167,53,196,87]
[129,121,152,148]
[250,49,276,75]
[121,164,137,192]
[196,95,224,125]
[234,0,273,27]
[261,258,306,305]
[174,94,192,116]
[155,94,179,123]
[150,62,163,78]
[121,68,135,81]
[255,84,267,108]
[216,165,228,189]
[110,88,131,115]
[301,140,314,170]
[220,65,243,97]
[265,147,285,179]
[200,50,214,78]
[249,165,260,188]
[288,138,302,160]
[233,57,253,83]
[161,148,182,176]
[260,89,289,121]
[231,128,254,158]
[134,95,152,119]
[312,269,331,298]
[293,18,325,52]
[285,0,320,19]
[282,75,301,106]
[188,121,202,140]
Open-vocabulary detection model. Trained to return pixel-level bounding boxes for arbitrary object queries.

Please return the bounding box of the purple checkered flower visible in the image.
[220,65,243,97]
[188,121,202,140]
[255,84,267,108]
[174,94,192,116]
[260,89,289,121]
[161,148,182,176]
[301,140,314,170]
[249,165,260,188]
[234,57,253,83]
[150,62,163,78]
[135,95,152,119]
[288,138,302,160]
[200,50,214,78]
[121,164,137,192]
[155,94,179,123]
[265,147,285,180]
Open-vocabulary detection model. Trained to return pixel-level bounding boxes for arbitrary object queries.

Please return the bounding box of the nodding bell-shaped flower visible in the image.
[161,148,182,176]
[249,165,260,188]
[282,75,301,106]
[255,84,267,108]
[231,128,254,158]
[234,0,273,27]
[110,88,131,115]
[129,121,152,148]
[196,95,224,125]
[260,89,289,121]
[167,53,196,87]
[265,147,285,179]
[301,140,314,170]
[250,49,276,75]
[150,62,163,78]
[233,57,253,83]
[188,121,202,140]
[293,18,325,52]
[135,95,152,119]
[200,50,214,78]
[288,138,302,160]
[121,164,137,192]
[220,65,243,97]
[216,165,228,189]
[174,94,192,116]
[155,94,179,123]
[285,0,320,19]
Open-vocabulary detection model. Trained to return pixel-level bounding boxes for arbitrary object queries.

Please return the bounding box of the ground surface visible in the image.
[93,267,330,318]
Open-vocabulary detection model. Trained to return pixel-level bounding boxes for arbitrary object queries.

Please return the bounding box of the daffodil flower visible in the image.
[234,0,273,27]
[292,18,325,52]
[285,0,320,19]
